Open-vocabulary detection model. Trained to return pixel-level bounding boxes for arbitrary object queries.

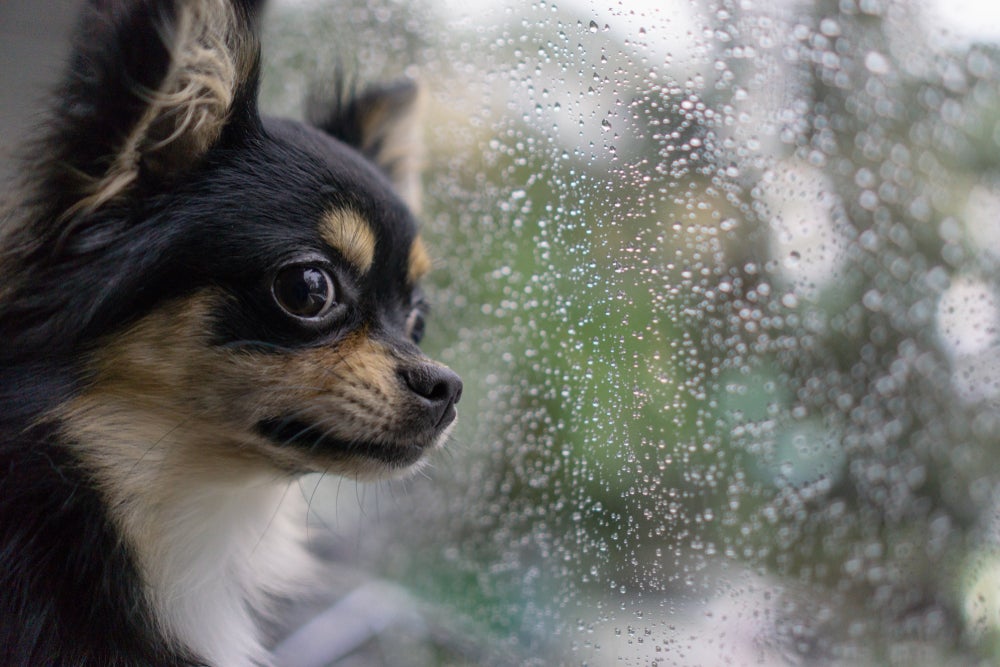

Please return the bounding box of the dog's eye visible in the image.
[272,265,336,319]
[406,308,427,344]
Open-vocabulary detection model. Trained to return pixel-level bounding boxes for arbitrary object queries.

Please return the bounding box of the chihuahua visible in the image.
[0,0,461,664]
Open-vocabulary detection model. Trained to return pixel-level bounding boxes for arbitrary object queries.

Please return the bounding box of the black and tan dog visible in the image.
[0,1,461,664]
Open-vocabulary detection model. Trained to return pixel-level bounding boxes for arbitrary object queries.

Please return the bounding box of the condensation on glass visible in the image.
[264,0,1000,664]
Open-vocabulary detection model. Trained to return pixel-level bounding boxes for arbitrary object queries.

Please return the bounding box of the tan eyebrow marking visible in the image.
[319,208,376,273]
[408,236,432,284]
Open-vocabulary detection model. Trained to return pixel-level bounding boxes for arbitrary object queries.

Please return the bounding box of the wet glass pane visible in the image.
[262,0,1000,663]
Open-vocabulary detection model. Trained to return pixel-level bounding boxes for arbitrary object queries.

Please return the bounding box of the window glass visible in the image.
[264,0,1000,663]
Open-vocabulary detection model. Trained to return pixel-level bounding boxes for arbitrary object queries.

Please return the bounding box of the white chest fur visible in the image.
[63,401,319,666]
[137,475,315,666]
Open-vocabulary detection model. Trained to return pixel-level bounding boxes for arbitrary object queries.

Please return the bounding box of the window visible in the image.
[266,0,1000,663]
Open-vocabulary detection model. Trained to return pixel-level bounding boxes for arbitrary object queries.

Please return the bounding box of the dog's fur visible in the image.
[0,1,461,664]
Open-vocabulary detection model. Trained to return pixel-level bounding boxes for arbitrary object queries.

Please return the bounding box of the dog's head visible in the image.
[0,0,461,479]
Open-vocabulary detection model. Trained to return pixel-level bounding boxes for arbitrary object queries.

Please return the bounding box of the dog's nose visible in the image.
[400,364,463,429]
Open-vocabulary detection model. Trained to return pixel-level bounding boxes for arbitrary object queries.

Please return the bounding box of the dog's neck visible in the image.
[60,399,317,666]
[138,471,311,666]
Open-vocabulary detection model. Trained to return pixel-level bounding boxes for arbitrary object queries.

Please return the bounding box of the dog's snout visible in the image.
[400,364,463,428]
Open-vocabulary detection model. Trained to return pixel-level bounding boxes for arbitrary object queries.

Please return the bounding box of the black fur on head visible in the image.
[0,0,424,371]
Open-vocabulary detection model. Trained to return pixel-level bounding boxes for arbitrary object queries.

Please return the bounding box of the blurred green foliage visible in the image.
[263,1,1000,663]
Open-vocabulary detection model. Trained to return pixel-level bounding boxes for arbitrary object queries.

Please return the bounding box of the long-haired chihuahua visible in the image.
[0,1,461,664]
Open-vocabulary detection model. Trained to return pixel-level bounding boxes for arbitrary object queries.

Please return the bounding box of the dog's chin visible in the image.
[255,417,442,476]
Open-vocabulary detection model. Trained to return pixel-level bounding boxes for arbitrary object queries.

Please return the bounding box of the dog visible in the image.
[0,0,461,664]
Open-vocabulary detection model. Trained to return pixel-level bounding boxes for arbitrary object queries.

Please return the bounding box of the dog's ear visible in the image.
[308,79,423,213]
[33,0,262,222]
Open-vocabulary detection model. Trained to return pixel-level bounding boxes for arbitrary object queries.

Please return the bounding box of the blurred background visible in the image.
[5,0,1000,664]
